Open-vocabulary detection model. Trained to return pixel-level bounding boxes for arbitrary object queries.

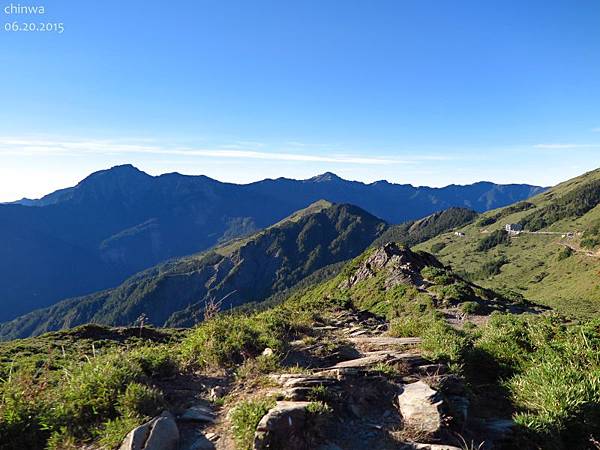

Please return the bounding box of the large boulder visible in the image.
[397,381,444,436]
[119,411,179,450]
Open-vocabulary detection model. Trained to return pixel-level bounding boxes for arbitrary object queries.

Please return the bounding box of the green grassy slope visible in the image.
[415,168,600,317]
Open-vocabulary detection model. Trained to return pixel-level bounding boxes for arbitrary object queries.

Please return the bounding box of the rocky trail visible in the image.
[118,307,514,450]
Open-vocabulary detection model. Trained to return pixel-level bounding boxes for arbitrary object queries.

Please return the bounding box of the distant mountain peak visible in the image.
[308,172,343,183]
[96,164,146,176]
[79,164,151,185]
[110,163,138,171]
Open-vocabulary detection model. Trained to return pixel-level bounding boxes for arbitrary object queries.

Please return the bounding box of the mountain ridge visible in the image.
[11,165,545,206]
[0,165,545,322]
[0,201,388,339]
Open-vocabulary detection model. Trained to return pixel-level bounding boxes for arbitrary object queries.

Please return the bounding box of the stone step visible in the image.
[319,351,424,371]
[348,336,421,347]
[178,404,216,423]
[269,373,338,388]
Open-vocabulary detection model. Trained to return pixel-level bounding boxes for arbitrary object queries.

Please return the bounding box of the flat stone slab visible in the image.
[179,404,216,423]
[269,373,337,388]
[349,336,421,347]
[322,353,390,369]
[408,444,462,450]
[348,329,369,337]
[322,351,424,371]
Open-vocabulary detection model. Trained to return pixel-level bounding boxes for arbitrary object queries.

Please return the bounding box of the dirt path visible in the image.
[153,308,514,450]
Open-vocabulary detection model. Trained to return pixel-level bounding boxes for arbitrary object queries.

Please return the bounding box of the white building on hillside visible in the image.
[505,223,523,234]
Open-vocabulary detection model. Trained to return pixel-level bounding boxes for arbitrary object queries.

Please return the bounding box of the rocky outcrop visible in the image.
[342,243,444,290]
[119,411,179,450]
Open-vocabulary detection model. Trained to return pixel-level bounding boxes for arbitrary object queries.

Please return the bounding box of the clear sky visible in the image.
[1,0,599,201]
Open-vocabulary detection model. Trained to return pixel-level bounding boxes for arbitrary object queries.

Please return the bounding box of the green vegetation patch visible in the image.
[476,229,510,252]
[230,398,276,450]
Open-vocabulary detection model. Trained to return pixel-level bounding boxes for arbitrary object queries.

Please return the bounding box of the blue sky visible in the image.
[1,0,599,201]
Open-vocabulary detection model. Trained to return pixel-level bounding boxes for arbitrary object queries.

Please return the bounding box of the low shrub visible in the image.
[461,301,481,314]
[230,398,275,450]
[430,242,446,253]
[181,314,276,368]
[235,354,281,380]
[478,256,509,278]
[306,401,332,415]
[96,416,141,450]
[476,229,510,252]
[557,246,573,261]
[41,351,146,440]
[0,348,167,450]
[307,385,333,403]
[421,266,454,285]
[420,319,470,363]
[477,216,497,227]
[117,382,164,419]
[389,314,436,338]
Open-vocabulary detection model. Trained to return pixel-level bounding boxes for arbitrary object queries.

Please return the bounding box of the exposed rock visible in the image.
[179,432,216,450]
[322,351,424,371]
[120,411,179,450]
[348,329,369,337]
[341,243,444,290]
[261,347,274,357]
[407,444,462,450]
[349,336,422,348]
[179,404,216,423]
[416,364,448,376]
[397,381,444,436]
[208,385,226,401]
[253,401,312,450]
[282,386,317,401]
[269,373,337,388]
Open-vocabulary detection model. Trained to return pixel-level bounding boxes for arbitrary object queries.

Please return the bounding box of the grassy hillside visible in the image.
[1,243,598,450]
[415,168,600,317]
